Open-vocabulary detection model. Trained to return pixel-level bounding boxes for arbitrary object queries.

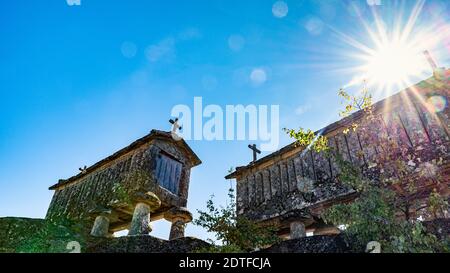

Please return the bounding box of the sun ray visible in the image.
[400,0,426,43]
[325,0,447,100]
[328,25,376,56]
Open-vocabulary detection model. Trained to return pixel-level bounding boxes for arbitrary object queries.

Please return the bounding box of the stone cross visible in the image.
[169,118,182,134]
[423,50,438,71]
[79,166,87,174]
[248,144,261,162]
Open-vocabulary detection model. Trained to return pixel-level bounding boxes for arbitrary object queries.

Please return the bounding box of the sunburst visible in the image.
[335,0,449,98]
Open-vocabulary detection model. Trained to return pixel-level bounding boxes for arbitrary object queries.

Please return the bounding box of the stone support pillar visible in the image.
[169,218,186,240]
[165,207,193,240]
[88,207,117,238]
[128,202,151,235]
[90,215,110,237]
[290,221,306,239]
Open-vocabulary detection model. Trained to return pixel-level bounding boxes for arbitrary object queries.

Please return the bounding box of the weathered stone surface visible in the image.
[270,165,281,197]
[258,234,361,253]
[86,235,210,253]
[280,162,290,194]
[287,159,297,192]
[128,203,151,235]
[236,178,248,215]
[290,221,306,239]
[90,216,110,237]
[247,174,256,206]
[255,172,263,205]
[262,169,272,201]
[0,217,209,253]
[169,220,186,240]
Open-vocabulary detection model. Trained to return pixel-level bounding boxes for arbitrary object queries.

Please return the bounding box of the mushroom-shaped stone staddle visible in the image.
[88,206,118,220]
[132,191,161,211]
[88,206,117,237]
[165,207,193,223]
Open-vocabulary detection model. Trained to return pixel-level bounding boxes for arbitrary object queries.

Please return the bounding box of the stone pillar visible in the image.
[169,218,186,240]
[290,221,306,239]
[128,202,151,235]
[90,215,110,237]
[164,207,193,240]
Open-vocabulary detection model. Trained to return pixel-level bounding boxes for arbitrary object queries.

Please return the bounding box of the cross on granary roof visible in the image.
[248,144,261,163]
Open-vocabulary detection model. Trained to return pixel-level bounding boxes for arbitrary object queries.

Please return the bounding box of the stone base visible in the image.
[86,235,210,253]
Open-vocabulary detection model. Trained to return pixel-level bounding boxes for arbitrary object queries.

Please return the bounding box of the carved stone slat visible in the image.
[255,172,264,205]
[355,120,379,168]
[287,159,297,192]
[247,174,256,206]
[382,111,412,148]
[327,136,340,178]
[270,164,281,197]
[397,99,430,146]
[345,130,365,167]
[280,162,289,193]
[262,169,272,201]
[236,178,247,214]
[312,150,331,183]
[301,150,315,181]
[416,102,448,143]
[293,156,304,190]
[334,133,352,162]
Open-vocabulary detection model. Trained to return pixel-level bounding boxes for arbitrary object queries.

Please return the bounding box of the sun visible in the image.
[333,0,448,96]
[362,39,426,90]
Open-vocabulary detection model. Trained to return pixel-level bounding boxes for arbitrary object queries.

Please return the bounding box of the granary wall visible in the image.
[234,75,450,224]
[46,138,193,223]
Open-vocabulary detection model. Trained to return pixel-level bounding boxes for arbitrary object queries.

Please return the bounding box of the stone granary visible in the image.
[46,130,201,239]
[226,69,450,240]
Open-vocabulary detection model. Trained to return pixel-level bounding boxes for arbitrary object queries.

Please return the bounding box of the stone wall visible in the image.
[86,236,210,253]
[0,217,209,253]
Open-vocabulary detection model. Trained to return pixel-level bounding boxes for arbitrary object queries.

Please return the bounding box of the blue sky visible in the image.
[0,0,449,240]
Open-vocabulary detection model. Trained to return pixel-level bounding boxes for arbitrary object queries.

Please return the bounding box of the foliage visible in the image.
[325,85,449,252]
[338,84,373,135]
[322,157,448,252]
[15,216,89,253]
[285,84,449,252]
[283,127,329,153]
[193,187,280,253]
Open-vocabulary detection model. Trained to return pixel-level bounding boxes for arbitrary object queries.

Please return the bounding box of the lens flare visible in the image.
[427,95,447,113]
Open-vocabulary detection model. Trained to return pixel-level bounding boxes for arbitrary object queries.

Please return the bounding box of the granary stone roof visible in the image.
[49,129,201,190]
[226,69,450,180]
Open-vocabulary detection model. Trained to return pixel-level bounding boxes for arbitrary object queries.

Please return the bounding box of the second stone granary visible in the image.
[226,70,450,239]
[46,130,201,239]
